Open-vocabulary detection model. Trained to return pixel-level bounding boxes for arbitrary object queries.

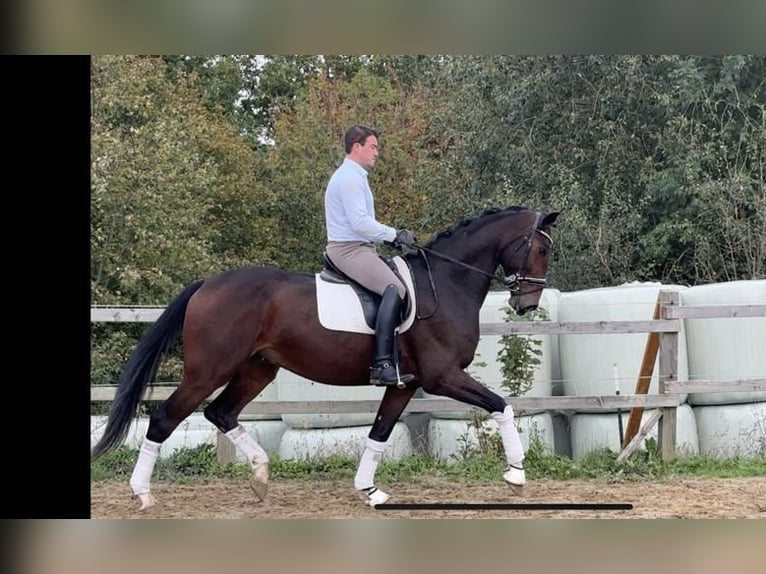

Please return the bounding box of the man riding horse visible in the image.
[323,125,417,387]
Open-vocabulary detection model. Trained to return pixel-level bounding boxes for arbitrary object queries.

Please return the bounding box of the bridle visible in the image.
[410,211,553,319]
[498,211,552,294]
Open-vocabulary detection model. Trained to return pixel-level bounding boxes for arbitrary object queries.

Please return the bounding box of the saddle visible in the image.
[319,252,412,330]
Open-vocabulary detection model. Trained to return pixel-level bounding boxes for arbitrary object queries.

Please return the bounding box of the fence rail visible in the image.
[91,291,766,461]
[90,384,683,413]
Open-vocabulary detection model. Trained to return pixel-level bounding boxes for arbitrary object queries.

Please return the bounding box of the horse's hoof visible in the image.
[503,466,526,496]
[249,462,269,501]
[508,483,525,497]
[358,486,390,508]
[136,492,156,510]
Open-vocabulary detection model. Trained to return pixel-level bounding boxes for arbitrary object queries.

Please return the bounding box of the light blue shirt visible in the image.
[324,158,396,243]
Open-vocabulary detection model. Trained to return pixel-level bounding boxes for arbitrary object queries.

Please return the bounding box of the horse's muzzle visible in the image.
[514,304,538,316]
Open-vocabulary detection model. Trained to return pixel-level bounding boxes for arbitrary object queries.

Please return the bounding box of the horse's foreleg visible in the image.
[355,384,417,507]
[424,370,526,494]
[491,404,526,494]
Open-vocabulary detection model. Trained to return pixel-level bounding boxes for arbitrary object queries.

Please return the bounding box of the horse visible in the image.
[91,206,559,510]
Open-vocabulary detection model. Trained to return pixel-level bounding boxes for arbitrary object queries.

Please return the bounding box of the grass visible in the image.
[90,434,766,484]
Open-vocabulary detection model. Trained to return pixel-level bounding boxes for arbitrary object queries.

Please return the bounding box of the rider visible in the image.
[324,125,417,386]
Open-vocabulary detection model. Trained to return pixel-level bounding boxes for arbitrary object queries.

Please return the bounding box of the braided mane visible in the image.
[423,206,529,248]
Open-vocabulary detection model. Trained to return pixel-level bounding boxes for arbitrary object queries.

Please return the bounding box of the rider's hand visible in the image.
[394,229,417,248]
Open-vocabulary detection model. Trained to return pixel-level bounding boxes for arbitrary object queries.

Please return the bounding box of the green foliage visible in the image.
[375,453,445,484]
[154,444,224,481]
[454,411,505,461]
[427,55,766,289]
[269,455,357,481]
[90,54,279,382]
[91,55,277,305]
[91,443,251,482]
[663,455,766,478]
[90,445,139,481]
[91,53,765,303]
[90,321,184,396]
[91,440,766,484]
[90,324,143,386]
[498,306,547,397]
[523,434,582,480]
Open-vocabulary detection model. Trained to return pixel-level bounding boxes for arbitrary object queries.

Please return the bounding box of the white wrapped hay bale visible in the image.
[569,405,698,458]
[557,282,689,408]
[680,280,766,406]
[91,414,287,460]
[91,414,145,450]
[246,380,283,420]
[694,402,766,458]
[91,413,211,457]
[277,369,386,428]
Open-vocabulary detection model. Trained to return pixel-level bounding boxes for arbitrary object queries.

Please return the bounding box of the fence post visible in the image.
[657,290,679,460]
[622,296,662,448]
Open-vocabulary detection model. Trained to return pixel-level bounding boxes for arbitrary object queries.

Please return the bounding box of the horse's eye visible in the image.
[538,247,548,256]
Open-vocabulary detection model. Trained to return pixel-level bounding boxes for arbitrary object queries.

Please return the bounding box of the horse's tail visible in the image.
[91,279,205,460]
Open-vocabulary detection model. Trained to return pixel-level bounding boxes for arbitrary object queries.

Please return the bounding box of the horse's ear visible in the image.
[541,211,560,227]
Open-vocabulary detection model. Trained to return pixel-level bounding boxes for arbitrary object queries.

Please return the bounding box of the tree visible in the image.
[91,55,280,384]
[645,55,766,283]
[425,55,766,289]
[263,65,437,271]
[91,55,276,305]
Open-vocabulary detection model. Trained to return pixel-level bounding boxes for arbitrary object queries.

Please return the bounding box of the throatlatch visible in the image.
[370,284,415,388]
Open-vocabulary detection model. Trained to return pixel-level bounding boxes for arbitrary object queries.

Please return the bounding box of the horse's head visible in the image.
[500,210,559,315]
[413,206,559,317]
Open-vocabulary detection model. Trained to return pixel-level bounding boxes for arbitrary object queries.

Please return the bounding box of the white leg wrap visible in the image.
[354,437,387,490]
[129,438,161,495]
[491,404,525,467]
[360,486,390,507]
[225,425,268,467]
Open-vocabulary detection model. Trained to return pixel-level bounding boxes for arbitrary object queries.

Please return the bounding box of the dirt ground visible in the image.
[90,476,766,518]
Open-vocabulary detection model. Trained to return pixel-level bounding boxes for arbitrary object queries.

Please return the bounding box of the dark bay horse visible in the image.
[92,206,559,510]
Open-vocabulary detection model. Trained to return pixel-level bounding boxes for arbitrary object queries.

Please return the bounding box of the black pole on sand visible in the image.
[614,363,624,448]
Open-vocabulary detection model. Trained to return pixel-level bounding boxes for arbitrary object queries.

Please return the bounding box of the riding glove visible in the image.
[394,229,417,247]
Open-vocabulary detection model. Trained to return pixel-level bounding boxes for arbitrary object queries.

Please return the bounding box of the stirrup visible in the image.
[370,361,414,388]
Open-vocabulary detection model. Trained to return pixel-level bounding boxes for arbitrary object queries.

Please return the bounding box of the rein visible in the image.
[410,212,551,319]
[414,244,512,288]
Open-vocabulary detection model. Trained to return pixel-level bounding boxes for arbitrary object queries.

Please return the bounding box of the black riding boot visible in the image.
[370,284,415,386]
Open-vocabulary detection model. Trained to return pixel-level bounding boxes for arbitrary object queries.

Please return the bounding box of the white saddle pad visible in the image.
[315,256,417,335]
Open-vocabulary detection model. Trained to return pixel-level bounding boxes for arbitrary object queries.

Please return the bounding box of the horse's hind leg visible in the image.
[203,356,279,502]
[127,375,226,510]
[128,367,231,510]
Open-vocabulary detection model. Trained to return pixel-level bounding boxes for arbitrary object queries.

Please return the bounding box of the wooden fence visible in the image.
[91,290,766,461]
